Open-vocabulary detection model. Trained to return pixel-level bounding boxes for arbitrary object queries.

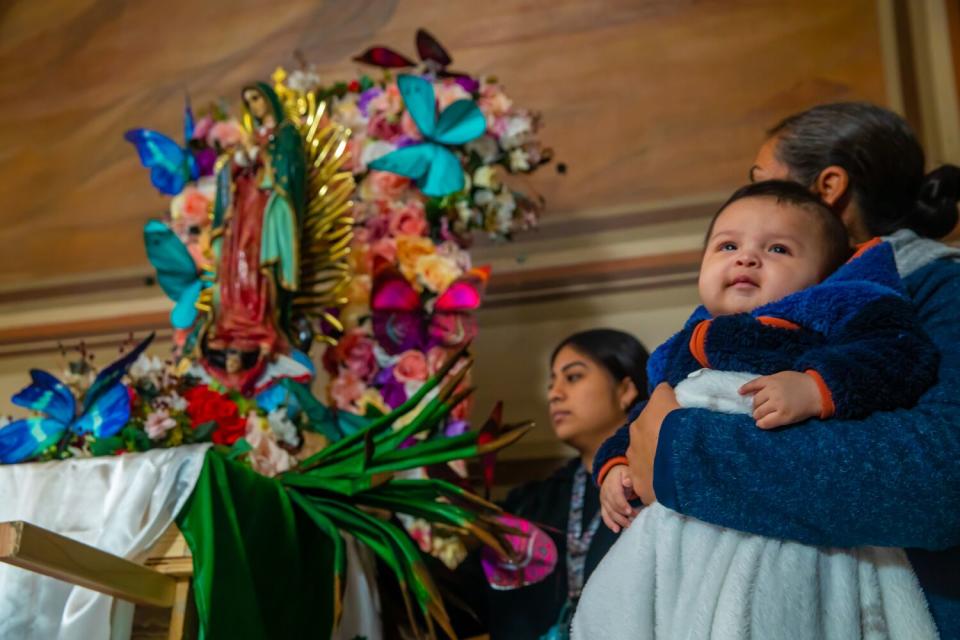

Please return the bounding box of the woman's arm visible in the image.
[644,260,960,549]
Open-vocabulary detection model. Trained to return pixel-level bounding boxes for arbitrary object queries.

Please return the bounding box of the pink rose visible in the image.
[364,211,391,241]
[367,113,403,142]
[345,136,366,173]
[245,414,296,477]
[192,116,215,142]
[478,84,513,118]
[368,83,403,116]
[393,350,429,383]
[181,188,211,225]
[364,171,411,201]
[388,201,428,237]
[370,238,397,266]
[329,371,365,411]
[435,80,470,110]
[207,120,245,149]
[342,331,377,382]
[170,182,213,229]
[145,409,176,440]
[353,226,372,245]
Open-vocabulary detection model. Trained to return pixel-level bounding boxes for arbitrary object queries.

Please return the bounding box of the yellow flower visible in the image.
[396,235,435,283]
[416,253,461,293]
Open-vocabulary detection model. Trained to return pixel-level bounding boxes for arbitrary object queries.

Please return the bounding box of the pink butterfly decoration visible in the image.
[370,264,489,354]
[480,514,558,590]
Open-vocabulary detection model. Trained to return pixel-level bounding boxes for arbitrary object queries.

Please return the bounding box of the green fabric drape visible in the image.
[176,449,336,639]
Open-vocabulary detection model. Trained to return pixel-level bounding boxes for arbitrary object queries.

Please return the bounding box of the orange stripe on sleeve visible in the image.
[848,237,883,262]
[805,369,836,419]
[689,319,712,368]
[756,316,801,330]
[597,456,629,485]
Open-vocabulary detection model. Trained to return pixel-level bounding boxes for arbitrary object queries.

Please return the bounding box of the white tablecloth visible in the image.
[0,446,382,639]
[0,445,211,640]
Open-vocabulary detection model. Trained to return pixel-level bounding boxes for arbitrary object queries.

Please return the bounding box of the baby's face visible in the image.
[699,197,826,316]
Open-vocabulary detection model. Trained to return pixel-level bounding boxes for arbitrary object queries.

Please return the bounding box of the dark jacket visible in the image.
[453,458,618,639]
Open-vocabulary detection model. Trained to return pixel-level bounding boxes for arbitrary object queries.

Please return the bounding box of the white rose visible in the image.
[509,148,531,172]
[499,116,533,149]
[465,136,501,164]
[287,69,321,93]
[267,408,300,447]
[472,166,499,190]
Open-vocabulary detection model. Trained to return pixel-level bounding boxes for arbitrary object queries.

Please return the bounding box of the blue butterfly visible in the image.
[0,334,154,464]
[125,99,199,196]
[144,220,209,329]
[368,74,486,197]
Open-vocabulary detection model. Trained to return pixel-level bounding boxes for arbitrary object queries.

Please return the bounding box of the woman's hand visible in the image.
[626,382,680,504]
[600,464,638,533]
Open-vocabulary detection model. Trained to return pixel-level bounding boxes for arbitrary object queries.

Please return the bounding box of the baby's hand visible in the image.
[739,371,822,429]
[599,464,638,533]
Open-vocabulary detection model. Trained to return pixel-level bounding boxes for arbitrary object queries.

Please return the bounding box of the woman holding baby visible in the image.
[575,103,960,639]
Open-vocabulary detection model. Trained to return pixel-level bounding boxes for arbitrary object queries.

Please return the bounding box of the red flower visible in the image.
[183,385,246,445]
[127,385,139,409]
[348,79,361,93]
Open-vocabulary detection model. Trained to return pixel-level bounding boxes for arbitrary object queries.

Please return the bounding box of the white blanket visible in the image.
[572,369,938,640]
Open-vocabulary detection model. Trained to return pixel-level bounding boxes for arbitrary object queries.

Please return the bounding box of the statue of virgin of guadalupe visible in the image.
[203,82,307,393]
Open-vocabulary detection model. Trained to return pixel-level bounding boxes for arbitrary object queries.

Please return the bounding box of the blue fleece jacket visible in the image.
[637,254,960,638]
[595,241,939,480]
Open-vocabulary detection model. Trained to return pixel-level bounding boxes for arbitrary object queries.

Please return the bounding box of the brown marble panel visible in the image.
[0,0,888,286]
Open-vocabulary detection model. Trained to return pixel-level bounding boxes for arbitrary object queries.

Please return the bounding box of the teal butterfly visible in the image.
[367,74,486,197]
[144,220,210,329]
[0,335,153,464]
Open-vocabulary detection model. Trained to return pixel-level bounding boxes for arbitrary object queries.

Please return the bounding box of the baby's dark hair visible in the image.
[705,180,851,278]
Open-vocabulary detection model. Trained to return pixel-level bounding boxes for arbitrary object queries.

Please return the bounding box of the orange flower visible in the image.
[396,235,435,283]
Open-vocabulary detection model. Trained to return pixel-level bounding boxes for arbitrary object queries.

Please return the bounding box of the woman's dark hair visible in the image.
[769,102,960,239]
[551,329,649,397]
[708,180,851,278]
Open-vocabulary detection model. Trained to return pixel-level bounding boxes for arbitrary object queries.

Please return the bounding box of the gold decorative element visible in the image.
[275,69,355,345]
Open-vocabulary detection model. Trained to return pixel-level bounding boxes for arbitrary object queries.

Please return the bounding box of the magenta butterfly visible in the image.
[370,263,489,355]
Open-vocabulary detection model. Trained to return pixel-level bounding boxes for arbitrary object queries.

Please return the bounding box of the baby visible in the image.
[573,180,941,639]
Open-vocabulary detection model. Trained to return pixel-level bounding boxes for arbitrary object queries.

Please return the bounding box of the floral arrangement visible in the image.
[302,31,551,433]
[0,31,555,633]
[0,336,306,477]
